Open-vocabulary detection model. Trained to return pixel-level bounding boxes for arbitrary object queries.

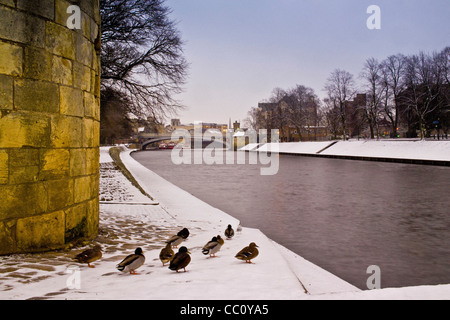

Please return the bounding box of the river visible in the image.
[131,150,450,290]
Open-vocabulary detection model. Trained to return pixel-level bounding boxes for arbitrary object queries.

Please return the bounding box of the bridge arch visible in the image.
[141,136,231,150]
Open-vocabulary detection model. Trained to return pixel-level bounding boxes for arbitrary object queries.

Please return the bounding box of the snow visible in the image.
[0,146,448,300]
[256,141,332,154]
[239,143,260,151]
[244,140,450,162]
[320,140,450,161]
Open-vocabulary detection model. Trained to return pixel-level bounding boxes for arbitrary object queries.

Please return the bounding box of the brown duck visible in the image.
[169,246,191,272]
[235,242,259,263]
[74,245,102,268]
[159,243,175,266]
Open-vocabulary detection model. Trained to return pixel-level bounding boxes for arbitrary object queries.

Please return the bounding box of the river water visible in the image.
[132,150,450,289]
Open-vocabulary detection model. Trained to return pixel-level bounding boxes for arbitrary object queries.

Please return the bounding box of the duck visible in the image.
[159,243,175,266]
[116,248,145,275]
[216,235,224,246]
[202,236,222,258]
[74,245,102,268]
[235,242,259,263]
[224,225,235,240]
[177,228,190,239]
[169,246,191,272]
[166,233,184,248]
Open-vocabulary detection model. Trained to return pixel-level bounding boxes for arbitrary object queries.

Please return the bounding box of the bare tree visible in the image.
[285,85,319,141]
[323,97,341,140]
[360,58,385,139]
[379,54,407,138]
[324,69,356,140]
[268,88,289,140]
[403,52,445,139]
[100,0,188,121]
[243,107,259,131]
[100,87,134,145]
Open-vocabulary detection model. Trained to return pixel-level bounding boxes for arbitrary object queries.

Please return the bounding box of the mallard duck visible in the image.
[235,242,259,263]
[169,246,191,272]
[159,243,175,266]
[116,248,145,275]
[166,234,184,248]
[224,225,235,239]
[202,237,222,258]
[74,245,102,268]
[177,228,190,239]
[216,235,224,246]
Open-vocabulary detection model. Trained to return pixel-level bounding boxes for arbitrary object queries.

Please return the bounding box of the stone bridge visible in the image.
[141,136,231,150]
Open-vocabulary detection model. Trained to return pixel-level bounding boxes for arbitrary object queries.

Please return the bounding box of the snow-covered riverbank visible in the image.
[243,140,450,164]
[0,146,448,300]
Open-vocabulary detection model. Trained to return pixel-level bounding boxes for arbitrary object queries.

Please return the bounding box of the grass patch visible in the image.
[108,146,154,201]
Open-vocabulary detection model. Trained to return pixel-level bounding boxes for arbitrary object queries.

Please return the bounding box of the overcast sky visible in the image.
[165,0,450,126]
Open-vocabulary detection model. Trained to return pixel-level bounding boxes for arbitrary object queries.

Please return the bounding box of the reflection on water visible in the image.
[132,150,450,289]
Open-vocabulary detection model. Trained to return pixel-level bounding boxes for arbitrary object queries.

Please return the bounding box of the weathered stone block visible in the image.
[55,0,72,27]
[0,221,16,255]
[50,115,83,148]
[17,0,55,20]
[74,175,92,203]
[10,165,39,184]
[93,121,100,147]
[52,55,73,85]
[0,150,8,184]
[47,179,74,211]
[0,41,23,76]
[0,183,48,220]
[0,75,13,110]
[9,148,40,167]
[93,72,100,98]
[0,6,46,47]
[70,148,87,177]
[46,21,75,60]
[39,149,70,180]
[65,202,88,243]
[73,61,91,91]
[9,148,40,184]
[83,92,95,118]
[0,112,50,148]
[86,198,99,236]
[23,47,52,81]
[16,210,65,252]
[89,15,99,43]
[60,86,84,117]
[75,33,93,67]
[86,147,99,175]
[82,118,94,147]
[90,173,99,199]
[14,79,59,113]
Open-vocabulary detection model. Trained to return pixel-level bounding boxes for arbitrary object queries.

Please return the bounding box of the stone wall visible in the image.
[0,0,101,254]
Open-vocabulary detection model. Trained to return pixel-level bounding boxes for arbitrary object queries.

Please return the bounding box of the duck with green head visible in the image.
[116,248,145,275]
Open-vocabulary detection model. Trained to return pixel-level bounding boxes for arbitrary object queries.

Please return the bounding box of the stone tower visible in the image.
[0,0,101,254]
